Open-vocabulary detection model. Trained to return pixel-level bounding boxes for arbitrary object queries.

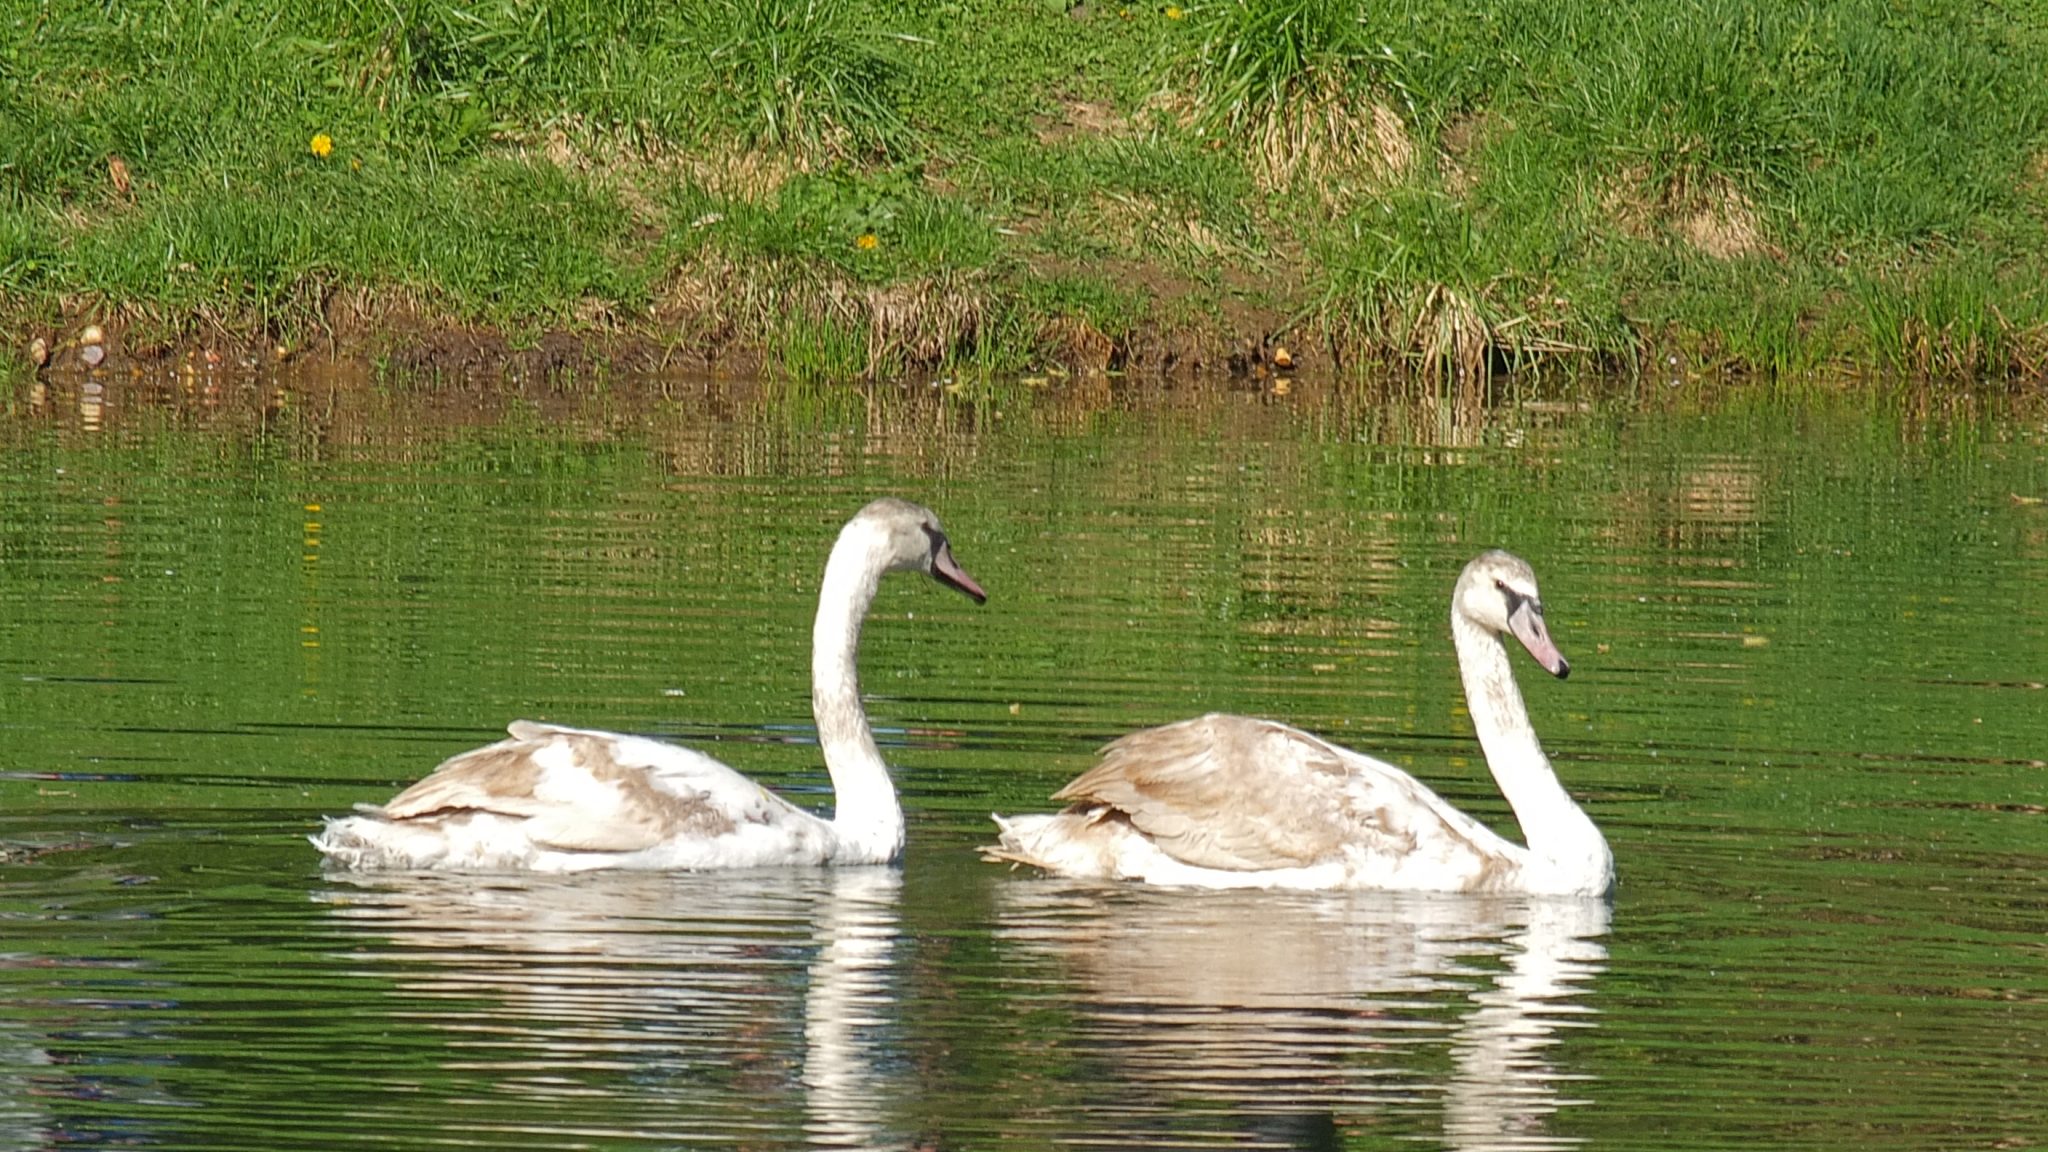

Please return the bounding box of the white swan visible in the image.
[989,550,1611,895]
[313,498,986,872]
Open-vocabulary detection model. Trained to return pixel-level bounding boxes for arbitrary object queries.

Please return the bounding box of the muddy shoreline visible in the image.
[7,273,1315,387]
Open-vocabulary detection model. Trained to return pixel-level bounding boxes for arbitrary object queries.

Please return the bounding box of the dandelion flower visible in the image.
[310,133,334,159]
[1165,5,1184,18]
[855,233,880,251]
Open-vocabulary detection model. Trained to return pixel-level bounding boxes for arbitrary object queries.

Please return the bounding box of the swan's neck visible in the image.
[812,532,904,864]
[1452,613,1610,893]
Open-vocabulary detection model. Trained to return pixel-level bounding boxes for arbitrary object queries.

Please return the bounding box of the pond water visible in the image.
[0,369,2043,1151]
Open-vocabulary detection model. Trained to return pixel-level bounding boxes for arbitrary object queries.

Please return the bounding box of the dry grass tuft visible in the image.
[1674,194,1774,260]
[2023,150,2048,200]
[1034,99,1133,146]
[1605,164,1782,260]
[1038,314,1119,374]
[503,127,798,228]
[1406,283,1492,381]
[1328,281,1592,381]
[851,276,987,375]
[1247,72,1414,198]
[1081,191,1238,261]
[680,146,802,201]
[658,255,987,377]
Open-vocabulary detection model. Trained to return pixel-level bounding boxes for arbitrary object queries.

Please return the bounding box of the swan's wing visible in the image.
[373,721,795,854]
[1053,713,1495,873]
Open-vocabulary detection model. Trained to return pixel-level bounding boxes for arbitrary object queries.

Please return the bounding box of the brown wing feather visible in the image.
[1055,714,1436,872]
[368,726,738,855]
[375,737,546,821]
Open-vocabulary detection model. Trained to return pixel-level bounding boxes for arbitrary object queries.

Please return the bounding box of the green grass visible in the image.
[4,0,2048,380]
[1176,0,1379,132]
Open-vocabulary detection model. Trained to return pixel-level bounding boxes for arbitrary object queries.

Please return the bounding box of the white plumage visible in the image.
[314,498,986,872]
[990,551,1612,896]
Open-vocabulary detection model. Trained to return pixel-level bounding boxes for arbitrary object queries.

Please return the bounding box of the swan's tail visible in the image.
[981,811,1132,878]
[310,811,463,870]
[981,812,1055,869]
[309,817,383,870]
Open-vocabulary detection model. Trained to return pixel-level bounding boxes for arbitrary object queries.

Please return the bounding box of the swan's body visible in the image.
[989,551,1610,896]
[314,498,986,872]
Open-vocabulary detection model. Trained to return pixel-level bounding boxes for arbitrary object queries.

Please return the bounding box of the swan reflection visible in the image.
[318,867,905,1150]
[994,880,1608,1151]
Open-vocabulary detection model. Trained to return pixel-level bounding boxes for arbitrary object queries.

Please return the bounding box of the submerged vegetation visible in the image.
[3,0,2048,381]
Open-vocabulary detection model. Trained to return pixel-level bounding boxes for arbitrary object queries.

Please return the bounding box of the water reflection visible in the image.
[801,872,902,1150]
[0,944,187,1151]
[5,370,2044,1152]
[0,1011,50,1152]
[319,867,905,1150]
[993,881,1608,1151]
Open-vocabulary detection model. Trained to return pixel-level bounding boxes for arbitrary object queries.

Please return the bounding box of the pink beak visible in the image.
[1507,600,1569,679]
[931,539,987,604]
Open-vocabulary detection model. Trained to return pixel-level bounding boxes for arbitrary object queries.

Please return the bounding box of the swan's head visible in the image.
[1454,550,1568,679]
[850,498,987,604]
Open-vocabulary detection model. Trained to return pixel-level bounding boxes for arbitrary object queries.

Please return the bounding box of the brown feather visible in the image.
[377,740,543,821]
[373,726,741,855]
[1053,714,1467,873]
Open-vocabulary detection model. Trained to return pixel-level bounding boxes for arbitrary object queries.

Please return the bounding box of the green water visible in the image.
[1,372,2043,1151]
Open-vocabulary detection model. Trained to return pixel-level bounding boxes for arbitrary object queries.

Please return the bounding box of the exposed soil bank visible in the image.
[3,284,1311,386]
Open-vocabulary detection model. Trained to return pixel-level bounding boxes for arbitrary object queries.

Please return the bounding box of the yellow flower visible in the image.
[855,233,879,251]
[309,133,334,159]
[1165,5,1184,17]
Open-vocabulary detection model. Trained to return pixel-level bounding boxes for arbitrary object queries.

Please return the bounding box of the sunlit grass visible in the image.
[1167,0,1415,193]
[1177,0,1371,132]
[1313,185,1630,377]
[3,0,2048,378]
[684,0,917,162]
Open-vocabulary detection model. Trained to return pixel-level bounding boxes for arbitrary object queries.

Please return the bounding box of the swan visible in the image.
[988,550,1611,896]
[313,498,986,872]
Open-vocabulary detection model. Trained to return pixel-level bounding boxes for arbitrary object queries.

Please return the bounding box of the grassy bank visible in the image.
[4,0,2048,381]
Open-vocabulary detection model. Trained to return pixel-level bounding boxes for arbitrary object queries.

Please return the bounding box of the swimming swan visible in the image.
[314,498,986,872]
[988,551,1610,895]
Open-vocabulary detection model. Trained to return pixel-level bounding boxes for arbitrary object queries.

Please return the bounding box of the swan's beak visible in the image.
[930,540,988,604]
[1507,600,1570,679]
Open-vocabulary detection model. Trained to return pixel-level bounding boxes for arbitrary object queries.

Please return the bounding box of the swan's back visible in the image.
[314,722,833,871]
[993,714,1527,890]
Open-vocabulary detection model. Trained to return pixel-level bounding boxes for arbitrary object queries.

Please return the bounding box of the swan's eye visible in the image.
[1493,578,1508,594]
